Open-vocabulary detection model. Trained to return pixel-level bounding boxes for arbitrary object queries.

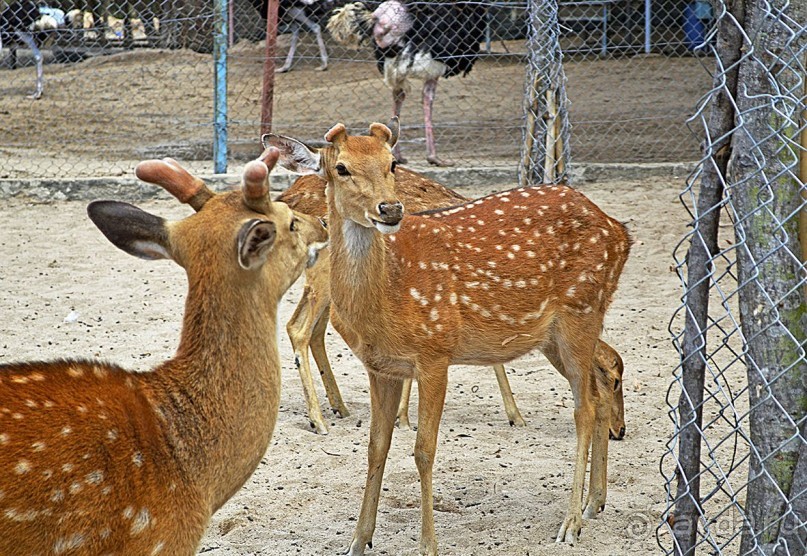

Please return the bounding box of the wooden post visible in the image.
[260,0,279,137]
[543,89,558,183]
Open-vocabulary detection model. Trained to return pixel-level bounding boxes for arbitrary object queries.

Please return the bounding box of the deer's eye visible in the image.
[290,218,299,232]
[390,161,397,173]
[335,163,350,177]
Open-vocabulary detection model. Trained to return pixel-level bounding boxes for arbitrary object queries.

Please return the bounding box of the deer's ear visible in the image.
[237,219,277,270]
[261,134,321,176]
[87,201,172,261]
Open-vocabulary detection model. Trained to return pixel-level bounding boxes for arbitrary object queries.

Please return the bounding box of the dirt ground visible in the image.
[0,174,685,555]
[0,37,711,178]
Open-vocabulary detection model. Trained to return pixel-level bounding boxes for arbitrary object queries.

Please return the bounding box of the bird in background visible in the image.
[328,0,487,166]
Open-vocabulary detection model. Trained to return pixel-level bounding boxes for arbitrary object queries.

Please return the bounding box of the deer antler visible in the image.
[135,158,215,211]
[241,147,279,213]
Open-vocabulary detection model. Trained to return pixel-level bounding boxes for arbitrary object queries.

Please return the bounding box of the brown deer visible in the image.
[277,170,628,439]
[277,167,526,434]
[265,119,631,553]
[0,149,328,555]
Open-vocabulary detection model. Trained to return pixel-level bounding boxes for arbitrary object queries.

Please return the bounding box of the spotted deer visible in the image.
[278,170,627,439]
[0,149,328,555]
[278,167,526,434]
[265,119,631,553]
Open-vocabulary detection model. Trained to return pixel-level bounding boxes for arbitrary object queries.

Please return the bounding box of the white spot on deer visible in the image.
[14,460,31,474]
[520,192,530,198]
[595,263,604,271]
[499,196,510,203]
[511,245,521,251]
[67,367,84,378]
[527,251,536,258]
[589,235,599,244]
[50,489,65,503]
[151,541,165,555]
[430,308,439,321]
[24,399,37,409]
[77,404,88,414]
[507,252,515,259]
[123,506,135,519]
[53,533,84,554]
[516,280,527,288]
[468,226,476,233]
[133,452,144,467]
[498,230,507,236]
[418,262,427,270]
[69,482,82,495]
[579,273,589,282]
[419,223,426,230]
[100,528,111,540]
[0,433,8,444]
[474,199,484,205]
[494,209,504,215]
[432,228,440,234]
[529,278,539,286]
[31,441,46,452]
[603,250,609,260]
[561,204,568,211]
[566,286,577,297]
[131,508,152,535]
[537,189,546,195]
[449,293,458,305]
[559,260,567,269]
[546,226,555,235]
[503,279,512,288]
[523,218,532,226]
[30,372,45,382]
[12,412,23,420]
[498,314,516,325]
[106,429,118,441]
[559,192,567,197]
[102,486,112,496]
[582,206,591,216]
[601,228,610,237]
[581,306,594,314]
[11,376,29,384]
[86,470,104,485]
[389,235,396,242]
[572,243,580,251]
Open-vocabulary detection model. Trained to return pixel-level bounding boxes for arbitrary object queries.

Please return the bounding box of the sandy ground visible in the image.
[0,175,684,555]
[0,37,711,178]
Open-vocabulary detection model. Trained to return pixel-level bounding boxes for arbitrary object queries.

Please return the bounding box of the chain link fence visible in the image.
[659,0,807,553]
[2,0,717,179]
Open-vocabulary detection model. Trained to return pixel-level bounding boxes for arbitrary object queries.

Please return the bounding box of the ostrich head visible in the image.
[372,0,412,49]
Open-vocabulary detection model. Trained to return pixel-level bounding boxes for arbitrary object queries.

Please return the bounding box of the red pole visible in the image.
[261,0,279,137]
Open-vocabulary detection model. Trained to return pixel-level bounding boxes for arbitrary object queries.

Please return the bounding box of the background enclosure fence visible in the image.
[2,0,715,179]
[660,0,807,554]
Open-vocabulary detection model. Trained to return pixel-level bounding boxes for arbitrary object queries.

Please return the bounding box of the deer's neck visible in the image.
[327,201,390,335]
[147,275,281,512]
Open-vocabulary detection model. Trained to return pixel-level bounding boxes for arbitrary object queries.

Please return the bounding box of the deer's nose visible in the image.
[377,201,403,224]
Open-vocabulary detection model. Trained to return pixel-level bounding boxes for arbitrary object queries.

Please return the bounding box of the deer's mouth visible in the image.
[370,218,401,234]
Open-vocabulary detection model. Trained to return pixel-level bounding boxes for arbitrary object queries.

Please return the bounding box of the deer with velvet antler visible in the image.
[0,150,327,554]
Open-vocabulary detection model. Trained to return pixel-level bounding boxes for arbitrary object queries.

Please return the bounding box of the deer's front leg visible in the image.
[414,358,449,556]
[347,372,403,555]
[287,282,329,434]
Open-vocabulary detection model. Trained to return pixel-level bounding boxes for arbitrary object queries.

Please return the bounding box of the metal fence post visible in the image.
[213,0,229,174]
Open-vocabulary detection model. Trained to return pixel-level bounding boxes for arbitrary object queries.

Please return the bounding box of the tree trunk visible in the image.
[731,0,807,553]
[671,2,746,554]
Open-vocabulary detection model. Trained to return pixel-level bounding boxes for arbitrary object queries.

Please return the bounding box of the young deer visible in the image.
[265,119,631,553]
[0,149,327,555]
[277,167,527,434]
[278,170,628,439]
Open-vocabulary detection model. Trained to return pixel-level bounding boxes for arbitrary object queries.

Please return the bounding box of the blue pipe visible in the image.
[213,0,229,174]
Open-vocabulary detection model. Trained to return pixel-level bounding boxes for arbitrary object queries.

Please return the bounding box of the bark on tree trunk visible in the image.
[731,1,807,553]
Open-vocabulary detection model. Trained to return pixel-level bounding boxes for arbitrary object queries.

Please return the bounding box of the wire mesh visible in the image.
[2,0,717,179]
[659,0,807,553]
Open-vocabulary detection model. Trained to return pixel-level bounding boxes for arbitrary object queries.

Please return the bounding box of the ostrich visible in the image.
[253,0,338,73]
[0,0,63,99]
[327,1,487,166]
